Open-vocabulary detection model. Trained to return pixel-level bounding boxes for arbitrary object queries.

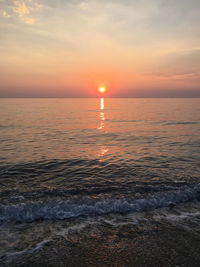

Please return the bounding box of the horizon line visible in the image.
[0,96,200,99]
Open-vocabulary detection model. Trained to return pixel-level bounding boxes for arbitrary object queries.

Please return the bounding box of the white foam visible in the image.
[0,186,199,223]
[4,239,52,263]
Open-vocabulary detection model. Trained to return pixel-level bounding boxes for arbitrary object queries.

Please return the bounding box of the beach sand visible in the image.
[2,202,200,267]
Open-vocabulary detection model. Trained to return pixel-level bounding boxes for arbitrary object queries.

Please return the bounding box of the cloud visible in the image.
[2,11,10,18]
[26,17,34,24]
[1,0,37,24]
[14,2,29,17]
[25,18,34,24]
[79,1,89,10]
[13,1,34,24]
[145,48,200,85]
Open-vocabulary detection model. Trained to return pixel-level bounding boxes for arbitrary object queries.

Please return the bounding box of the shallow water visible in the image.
[0,98,200,264]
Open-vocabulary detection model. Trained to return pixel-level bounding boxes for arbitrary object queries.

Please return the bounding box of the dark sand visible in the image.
[2,212,200,267]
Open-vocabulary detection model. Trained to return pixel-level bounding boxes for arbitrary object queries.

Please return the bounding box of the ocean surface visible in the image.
[0,98,200,265]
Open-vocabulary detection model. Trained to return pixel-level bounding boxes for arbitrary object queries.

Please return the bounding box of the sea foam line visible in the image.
[0,186,200,223]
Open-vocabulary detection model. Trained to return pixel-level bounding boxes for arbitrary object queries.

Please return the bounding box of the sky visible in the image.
[0,0,200,97]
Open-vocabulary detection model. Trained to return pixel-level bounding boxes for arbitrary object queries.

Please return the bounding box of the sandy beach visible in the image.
[1,202,200,267]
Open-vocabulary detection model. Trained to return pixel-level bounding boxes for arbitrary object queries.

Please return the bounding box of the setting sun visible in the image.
[99,87,106,93]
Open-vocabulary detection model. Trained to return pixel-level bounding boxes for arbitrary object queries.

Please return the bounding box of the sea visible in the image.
[0,98,200,266]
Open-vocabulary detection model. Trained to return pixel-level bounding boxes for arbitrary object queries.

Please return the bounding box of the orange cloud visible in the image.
[14,3,29,17]
[13,0,35,24]
[26,18,34,24]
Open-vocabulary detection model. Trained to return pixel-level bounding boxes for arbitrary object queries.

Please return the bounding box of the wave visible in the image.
[163,121,200,126]
[1,185,200,223]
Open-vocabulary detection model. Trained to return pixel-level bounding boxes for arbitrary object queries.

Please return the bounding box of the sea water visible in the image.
[0,98,200,264]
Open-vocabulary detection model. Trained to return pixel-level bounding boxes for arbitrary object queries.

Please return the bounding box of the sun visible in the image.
[99,87,106,93]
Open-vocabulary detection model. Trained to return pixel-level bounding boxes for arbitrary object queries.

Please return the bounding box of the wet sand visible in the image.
[2,205,200,267]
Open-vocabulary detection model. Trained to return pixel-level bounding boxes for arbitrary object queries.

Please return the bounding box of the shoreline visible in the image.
[1,202,200,267]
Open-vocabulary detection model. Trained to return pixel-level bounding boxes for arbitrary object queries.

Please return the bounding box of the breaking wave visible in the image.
[1,185,200,223]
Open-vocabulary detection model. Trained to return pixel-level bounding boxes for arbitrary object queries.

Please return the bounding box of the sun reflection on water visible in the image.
[100,148,108,156]
[98,98,109,158]
[100,98,104,110]
[98,98,105,130]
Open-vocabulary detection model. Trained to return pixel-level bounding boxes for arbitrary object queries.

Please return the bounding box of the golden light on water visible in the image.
[98,97,109,159]
[100,148,109,157]
[98,98,105,130]
[100,98,104,110]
